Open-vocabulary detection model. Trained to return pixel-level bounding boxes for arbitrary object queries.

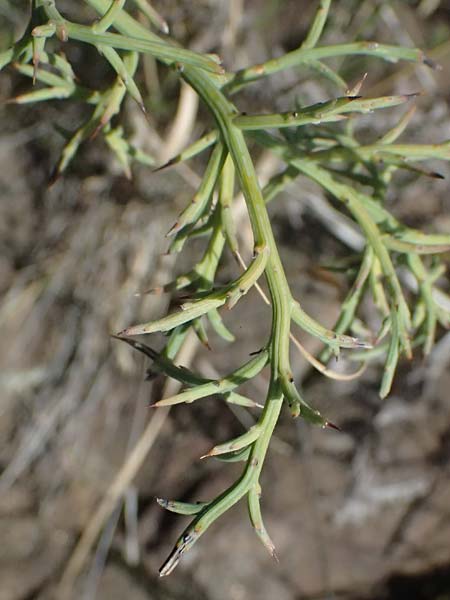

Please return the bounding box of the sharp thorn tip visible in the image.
[325,421,342,432]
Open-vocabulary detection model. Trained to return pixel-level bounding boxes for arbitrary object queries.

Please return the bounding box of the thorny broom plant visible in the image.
[3,0,450,576]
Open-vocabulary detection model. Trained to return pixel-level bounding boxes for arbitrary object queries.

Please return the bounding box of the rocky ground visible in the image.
[1,1,450,599]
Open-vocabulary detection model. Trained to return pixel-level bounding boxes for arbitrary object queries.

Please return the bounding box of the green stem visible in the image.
[226,41,430,92]
[159,380,283,576]
[37,0,223,74]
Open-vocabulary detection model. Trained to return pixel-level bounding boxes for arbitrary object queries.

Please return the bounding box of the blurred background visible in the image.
[1,1,450,598]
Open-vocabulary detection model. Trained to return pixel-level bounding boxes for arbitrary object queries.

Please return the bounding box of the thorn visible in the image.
[111,335,155,356]
[152,396,174,407]
[112,335,162,368]
[346,72,367,96]
[249,347,264,356]
[152,158,177,173]
[199,448,215,459]
[159,545,183,577]
[325,421,342,432]
[109,328,140,352]
[166,221,181,237]
[48,166,61,188]
[111,333,128,342]
[138,102,151,125]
